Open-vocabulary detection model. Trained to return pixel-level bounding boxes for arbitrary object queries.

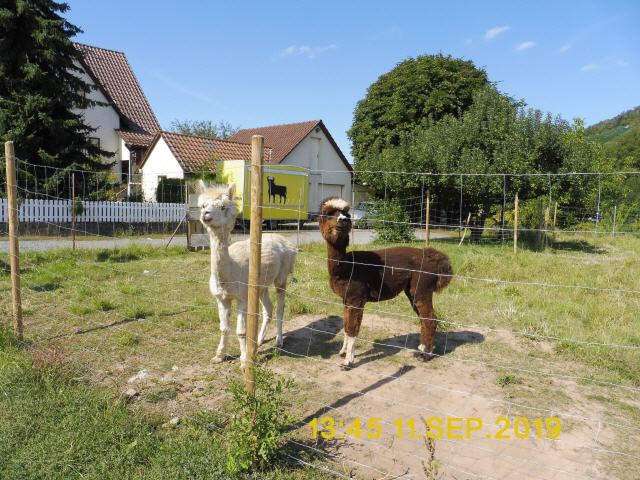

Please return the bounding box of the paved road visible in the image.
[0,228,448,253]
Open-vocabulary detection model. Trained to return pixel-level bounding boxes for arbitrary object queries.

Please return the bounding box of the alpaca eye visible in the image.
[221,206,226,211]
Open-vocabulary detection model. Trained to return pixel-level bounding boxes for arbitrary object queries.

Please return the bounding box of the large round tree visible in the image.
[348,54,491,164]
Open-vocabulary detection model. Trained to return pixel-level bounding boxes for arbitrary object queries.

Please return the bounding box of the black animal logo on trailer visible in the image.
[267,176,287,204]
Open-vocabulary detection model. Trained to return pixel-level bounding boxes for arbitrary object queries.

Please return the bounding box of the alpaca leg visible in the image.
[342,303,364,367]
[339,334,348,357]
[257,289,273,347]
[236,301,247,369]
[416,291,437,358]
[274,284,286,347]
[213,298,231,363]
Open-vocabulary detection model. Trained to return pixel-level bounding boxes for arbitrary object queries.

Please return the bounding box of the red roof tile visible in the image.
[118,130,155,148]
[229,120,352,172]
[141,131,271,173]
[230,120,319,163]
[75,43,160,145]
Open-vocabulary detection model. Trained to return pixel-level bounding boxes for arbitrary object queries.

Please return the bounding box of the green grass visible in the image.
[0,329,327,480]
[1,235,639,476]
[495,373,522,387]
[1,237,639,385]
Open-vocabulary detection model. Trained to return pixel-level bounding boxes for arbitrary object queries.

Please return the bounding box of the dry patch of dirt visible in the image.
[106,313,633,479]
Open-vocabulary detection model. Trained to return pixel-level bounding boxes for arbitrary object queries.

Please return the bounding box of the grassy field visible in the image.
[1,233,640,478]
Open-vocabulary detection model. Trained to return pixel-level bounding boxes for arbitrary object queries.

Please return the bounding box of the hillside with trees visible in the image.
[586,106,640,169]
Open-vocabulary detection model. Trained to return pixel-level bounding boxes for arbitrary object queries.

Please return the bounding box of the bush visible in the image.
[71,198,84,216]
[225,366,294,475]
[371,198,415,243]
[156,177,185,203]
[517,196,551,249]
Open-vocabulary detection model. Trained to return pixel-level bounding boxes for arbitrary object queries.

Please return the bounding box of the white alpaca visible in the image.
[197,181,297,368]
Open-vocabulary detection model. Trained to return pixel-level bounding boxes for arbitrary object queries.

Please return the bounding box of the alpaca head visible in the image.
[319,197,351,247]
[196,181,237,232]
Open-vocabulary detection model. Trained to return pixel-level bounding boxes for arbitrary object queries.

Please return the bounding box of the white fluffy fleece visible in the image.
[324,198,350,212]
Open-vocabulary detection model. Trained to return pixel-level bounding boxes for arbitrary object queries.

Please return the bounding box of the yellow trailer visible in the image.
[217,159,309,229]
[186,160,309,249]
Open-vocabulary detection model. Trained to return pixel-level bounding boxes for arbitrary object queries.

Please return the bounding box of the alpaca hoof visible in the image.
[340,359,354,370]
[257,335,265,347]
[413,350,435,361]
[339,350,347,357]
[211,355,225,364]
[275,336,284,348]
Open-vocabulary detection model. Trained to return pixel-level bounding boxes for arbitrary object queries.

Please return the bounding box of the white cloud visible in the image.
[281,44,336,59]
[515,41,536,51]
[581,63,599,72]
[484,26,510,40]
[559,42,573,53]
[581,57,630,73]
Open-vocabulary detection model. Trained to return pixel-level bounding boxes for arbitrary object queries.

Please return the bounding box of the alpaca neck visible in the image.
[208,227,233,286]
[326,235,349,276]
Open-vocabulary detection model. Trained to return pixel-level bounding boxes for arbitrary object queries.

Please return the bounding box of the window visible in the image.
[121,160,129,184]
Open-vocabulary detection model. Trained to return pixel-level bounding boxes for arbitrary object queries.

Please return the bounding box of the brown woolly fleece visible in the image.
[319,197,453,365]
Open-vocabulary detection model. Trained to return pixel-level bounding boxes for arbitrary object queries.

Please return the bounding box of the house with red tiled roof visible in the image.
[139,131,271,201]
[73,43,160,195]
[229,120,353,217]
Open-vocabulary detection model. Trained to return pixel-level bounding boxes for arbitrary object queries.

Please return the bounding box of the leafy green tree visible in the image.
[170,119,239,139]
[358,87,605,233]
[348,54,490,164]
[0,0,112,197]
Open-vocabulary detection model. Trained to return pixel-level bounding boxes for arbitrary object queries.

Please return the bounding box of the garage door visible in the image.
[318,183,343,199]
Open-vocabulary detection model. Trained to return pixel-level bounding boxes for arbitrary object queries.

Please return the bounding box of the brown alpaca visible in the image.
[319,197,453,368]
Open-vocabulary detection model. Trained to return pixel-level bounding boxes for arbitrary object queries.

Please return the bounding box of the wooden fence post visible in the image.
[245,135,264,394]
[612,205,617,238]
[425,190,430,247]
[513,192,519,254]
[5,141,23,340]
[71,172,76,251]
[543,205,550,249]
[553,201,558,228]
[458,212,471,247]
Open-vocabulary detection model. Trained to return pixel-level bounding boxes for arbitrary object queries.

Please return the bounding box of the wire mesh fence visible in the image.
[2,148,640,478]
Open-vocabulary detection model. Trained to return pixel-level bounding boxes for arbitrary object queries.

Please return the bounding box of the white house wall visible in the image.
[120,139,131,162]
[280,128,352,214]
[72,63,123,175]
[140,137,184,201]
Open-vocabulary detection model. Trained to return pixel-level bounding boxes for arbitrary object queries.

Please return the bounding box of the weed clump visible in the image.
[225,366,294,475]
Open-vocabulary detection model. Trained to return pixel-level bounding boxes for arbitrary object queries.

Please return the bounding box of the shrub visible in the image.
[371,198,415,243]
[156,177,185,203]
[225,366,294,475]
[72,198,84,216]
[517,196,551,249]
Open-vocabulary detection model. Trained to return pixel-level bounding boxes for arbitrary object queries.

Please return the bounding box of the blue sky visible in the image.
[66,0,639,161]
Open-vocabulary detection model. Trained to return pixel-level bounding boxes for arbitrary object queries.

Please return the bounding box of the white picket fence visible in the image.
[0,198,185,223]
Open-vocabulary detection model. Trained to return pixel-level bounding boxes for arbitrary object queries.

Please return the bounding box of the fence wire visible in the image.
[2,158,640,479]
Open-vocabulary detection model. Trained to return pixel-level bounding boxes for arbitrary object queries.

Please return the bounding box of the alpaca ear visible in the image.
[194,179,207,194]
[226,183,236,200]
